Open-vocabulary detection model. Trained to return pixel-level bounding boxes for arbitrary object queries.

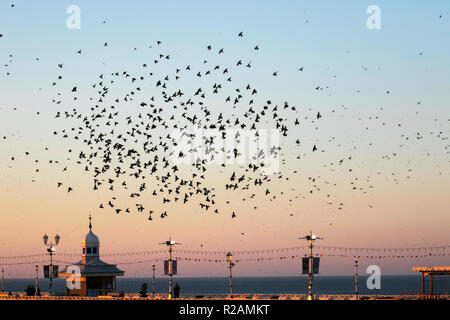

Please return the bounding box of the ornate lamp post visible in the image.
[160,237,181,299]
[43,234,60,295]
[299,231,322,300]
[226,252,235,298]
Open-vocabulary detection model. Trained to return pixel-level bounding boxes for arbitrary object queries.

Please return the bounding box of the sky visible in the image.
[0,1,449,279]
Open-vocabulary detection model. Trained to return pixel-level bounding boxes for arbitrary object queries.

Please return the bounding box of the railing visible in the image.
[1,292,448,300]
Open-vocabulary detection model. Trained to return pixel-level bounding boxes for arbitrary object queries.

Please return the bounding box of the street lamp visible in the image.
[160,237,181,299]
[354,261,358,300]
[152,265,156,299]
[226,252,235,298]
[43,234,61,295]
[299,231,323,300]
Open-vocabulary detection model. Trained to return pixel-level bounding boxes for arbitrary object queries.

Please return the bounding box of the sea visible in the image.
[3,275,449,295]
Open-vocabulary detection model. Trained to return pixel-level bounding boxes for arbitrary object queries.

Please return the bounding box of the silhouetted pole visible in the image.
[35,265,39,296]
[354,261,358,300]
[1,268,4,293]
[152,264,156,298]
[226,253,235,298]
[309,239,313,298]
[299,231,323,300]
[43,234,60,295]
[49,245,53,294]
[160,237,181,299]
[169,241,172,298]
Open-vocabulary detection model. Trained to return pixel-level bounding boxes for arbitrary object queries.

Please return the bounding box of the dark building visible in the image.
[59,217,124,296]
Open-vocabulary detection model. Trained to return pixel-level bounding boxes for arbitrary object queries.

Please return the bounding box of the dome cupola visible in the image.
[82,215,100,261]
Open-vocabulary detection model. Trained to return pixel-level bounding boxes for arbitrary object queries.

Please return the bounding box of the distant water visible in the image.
[3,276,449,295]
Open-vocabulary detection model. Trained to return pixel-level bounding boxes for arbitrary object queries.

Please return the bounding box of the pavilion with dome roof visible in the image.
[59,215,124,297]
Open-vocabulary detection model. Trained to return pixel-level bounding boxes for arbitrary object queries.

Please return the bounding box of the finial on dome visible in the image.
[89,214,92,230]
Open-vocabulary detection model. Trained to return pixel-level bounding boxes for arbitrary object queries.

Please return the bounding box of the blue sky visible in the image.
[1,1,449,113]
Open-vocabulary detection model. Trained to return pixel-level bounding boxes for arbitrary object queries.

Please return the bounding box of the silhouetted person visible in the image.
[25,285,35,296]
[140,282,148,298]
[173,283,180,298]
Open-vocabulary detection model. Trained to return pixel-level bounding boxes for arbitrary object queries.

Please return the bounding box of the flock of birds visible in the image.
[46,33,316,220]
[1,4,449,224]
